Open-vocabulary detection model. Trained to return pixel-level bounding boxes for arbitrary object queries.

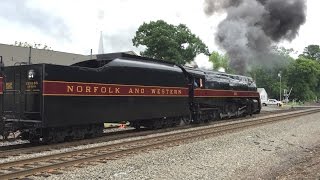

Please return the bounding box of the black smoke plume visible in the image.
[204,0,306,74]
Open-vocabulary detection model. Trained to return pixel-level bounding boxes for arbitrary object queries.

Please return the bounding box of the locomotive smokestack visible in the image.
[204,0,307,74]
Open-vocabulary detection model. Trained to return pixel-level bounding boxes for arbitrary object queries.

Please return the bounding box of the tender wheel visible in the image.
[151,119,162,129]
[182,116,192,125]
[134,125,141,130]
[134,123,141,130]
[130,121,141,130]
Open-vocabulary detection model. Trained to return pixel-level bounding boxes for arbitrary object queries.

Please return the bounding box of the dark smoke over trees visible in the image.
[204,0,307,74]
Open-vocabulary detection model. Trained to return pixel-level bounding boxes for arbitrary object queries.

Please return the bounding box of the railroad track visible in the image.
[0,108,319,179]
[0,106,305,143]
[0,107,298,158]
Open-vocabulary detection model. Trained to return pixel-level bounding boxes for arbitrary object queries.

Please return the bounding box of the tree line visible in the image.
[132,20,320,102]
[250,45,320,102]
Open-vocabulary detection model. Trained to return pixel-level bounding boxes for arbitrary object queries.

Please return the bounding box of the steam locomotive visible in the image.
[0,53,260,143]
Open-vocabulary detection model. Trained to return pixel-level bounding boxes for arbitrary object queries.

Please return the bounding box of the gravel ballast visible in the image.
[28,111,320,180]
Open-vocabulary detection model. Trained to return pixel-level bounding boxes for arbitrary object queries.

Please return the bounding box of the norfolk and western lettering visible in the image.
[43,81,187,97]
[65,85,182,95]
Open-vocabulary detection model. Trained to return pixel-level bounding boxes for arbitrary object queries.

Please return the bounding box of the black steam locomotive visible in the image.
[0,53,260,143]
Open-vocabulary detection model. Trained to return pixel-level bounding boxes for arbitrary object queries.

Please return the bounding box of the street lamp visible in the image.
[278,71,282,102]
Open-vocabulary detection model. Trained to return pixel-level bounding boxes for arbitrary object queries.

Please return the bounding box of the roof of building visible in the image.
[257,88,267,93]
[0,43,138,66]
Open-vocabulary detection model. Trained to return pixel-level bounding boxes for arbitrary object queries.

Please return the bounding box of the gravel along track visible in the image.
[0,108,319,179]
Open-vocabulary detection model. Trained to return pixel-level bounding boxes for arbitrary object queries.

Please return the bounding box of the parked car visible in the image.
[262,99,283,107]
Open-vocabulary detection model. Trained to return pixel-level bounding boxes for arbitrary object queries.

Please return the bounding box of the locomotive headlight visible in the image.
[28,69,36,80]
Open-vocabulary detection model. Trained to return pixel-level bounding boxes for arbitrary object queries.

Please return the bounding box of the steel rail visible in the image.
[0,108,297,158]
[0,108,319,179]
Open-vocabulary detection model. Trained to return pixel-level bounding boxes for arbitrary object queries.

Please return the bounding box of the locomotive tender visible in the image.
[0,53,260,143]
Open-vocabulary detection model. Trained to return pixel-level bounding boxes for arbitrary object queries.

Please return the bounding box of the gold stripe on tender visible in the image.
[42,94,188,97]
[195,89,259,93]
[196,95,259,97]
[43,80,188,90]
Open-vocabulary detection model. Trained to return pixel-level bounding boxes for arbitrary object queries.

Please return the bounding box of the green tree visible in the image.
[272,46,295,58]
[132,20,209,64]
[299,45,320,61]
[287,58,320,101]
[250,46,294,99]
[269,46,295,68]
[208,51,234,73]
[250,67,288,99]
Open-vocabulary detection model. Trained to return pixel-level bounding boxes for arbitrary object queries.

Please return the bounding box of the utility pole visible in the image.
[278,71,282,102]
[0,56,4,73]
[28,46,32,65]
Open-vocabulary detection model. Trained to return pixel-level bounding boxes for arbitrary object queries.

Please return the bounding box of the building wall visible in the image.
[0,43,91,66]
[260,92,268,101]
[258,88,268,102]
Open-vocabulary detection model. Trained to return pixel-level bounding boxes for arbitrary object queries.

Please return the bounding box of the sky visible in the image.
[0,0,318,69]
